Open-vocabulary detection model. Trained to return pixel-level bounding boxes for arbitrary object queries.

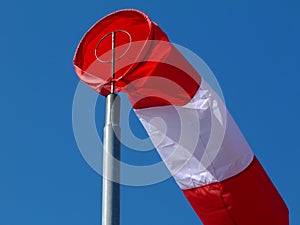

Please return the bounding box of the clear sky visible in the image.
[0,0,299,225]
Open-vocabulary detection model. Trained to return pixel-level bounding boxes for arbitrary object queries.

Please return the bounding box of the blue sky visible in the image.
[1,0,299,225]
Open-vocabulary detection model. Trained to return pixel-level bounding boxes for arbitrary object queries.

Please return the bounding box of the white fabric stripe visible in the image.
[134,80,254,189]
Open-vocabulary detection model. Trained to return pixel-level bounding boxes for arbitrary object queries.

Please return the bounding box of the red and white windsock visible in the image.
[74,9,289,225]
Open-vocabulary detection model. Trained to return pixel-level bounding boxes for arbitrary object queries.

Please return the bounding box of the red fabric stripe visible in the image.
[74,9,201,108]
[183,157,289,225]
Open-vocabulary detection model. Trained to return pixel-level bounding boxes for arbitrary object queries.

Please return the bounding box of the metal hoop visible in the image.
[95,30,132,64]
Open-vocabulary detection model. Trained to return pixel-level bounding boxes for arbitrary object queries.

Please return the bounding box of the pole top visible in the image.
[94,30,132,94]
[94,30,132,64]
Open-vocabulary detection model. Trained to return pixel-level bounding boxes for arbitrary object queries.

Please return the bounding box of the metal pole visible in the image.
[102,31,120,225]
[111,32,116,94]
[102,93,120,225]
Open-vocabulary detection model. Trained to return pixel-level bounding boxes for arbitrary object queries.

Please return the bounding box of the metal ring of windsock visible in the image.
[73,9,288,225]
[94,30,132,64]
